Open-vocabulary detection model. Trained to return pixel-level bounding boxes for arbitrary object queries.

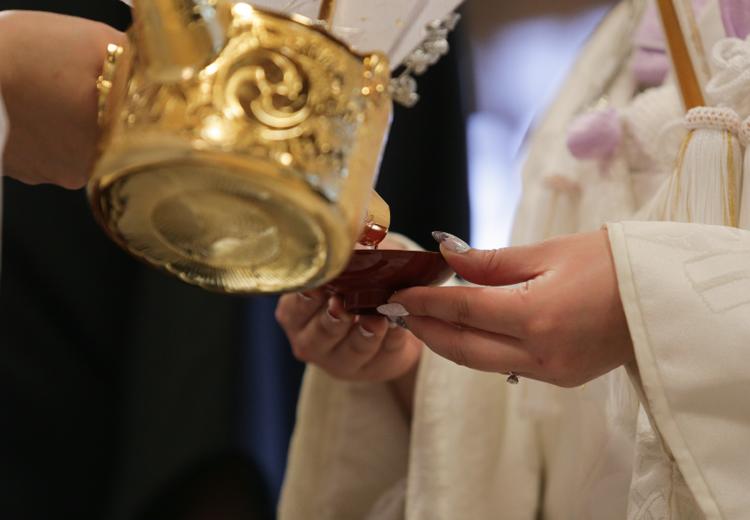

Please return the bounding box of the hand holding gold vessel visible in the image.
[0,11,125,189]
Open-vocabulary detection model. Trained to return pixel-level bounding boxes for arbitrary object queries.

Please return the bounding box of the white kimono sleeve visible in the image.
[608,221,750,519]
[279,232,421,520]
[278,367,410,519]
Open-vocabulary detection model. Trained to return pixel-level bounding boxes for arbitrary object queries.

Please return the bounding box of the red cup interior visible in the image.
[325,249,453,314]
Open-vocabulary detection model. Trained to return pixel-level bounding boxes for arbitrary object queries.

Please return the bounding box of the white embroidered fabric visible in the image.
[610,221,750,519]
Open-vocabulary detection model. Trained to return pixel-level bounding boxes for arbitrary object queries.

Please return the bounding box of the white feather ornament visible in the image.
[251,0,465,65]
[119,0,463,106]
[119,0,464,70]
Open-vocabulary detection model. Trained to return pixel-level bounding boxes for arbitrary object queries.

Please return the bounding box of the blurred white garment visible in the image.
[467,9,608,249]
[281,2,750,519]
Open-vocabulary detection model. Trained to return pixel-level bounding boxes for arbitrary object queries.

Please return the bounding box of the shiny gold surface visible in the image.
[90,1,392,293]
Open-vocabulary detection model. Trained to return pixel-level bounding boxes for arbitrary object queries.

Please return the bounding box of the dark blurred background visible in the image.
[0,0,613,518]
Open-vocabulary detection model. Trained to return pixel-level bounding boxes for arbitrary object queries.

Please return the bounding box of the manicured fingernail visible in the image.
[327,299,343,323]
[432,231,470,253]
[377,303,409,317]
[387,316,409,330]
[358,325,375,338]
[298,292,313,301]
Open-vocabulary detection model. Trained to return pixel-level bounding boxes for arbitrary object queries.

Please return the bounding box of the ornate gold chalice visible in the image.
[90,0,392,293]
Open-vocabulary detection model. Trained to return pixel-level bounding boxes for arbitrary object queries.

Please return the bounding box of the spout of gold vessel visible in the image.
[130,0,228,82]
[359,190,391,248]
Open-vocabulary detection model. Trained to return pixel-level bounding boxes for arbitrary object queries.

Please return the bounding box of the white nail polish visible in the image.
[358,325,375,338]
[387,316,409,330]
[432,231,470,254]
[377,303,409,317]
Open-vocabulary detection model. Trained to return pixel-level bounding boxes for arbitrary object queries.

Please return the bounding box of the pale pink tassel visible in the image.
[567,108,622,161]
[566,108,636,228]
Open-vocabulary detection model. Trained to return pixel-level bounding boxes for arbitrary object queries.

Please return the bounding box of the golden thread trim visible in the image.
[670,130,694,220]
[726,131,738,227]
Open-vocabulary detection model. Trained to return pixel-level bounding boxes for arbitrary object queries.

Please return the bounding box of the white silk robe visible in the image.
[279,2,750,518]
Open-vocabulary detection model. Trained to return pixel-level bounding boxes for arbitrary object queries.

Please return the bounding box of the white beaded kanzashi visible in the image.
[685,106,741,134]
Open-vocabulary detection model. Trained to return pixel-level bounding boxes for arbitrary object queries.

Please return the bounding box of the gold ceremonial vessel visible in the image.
[90,0,392,293]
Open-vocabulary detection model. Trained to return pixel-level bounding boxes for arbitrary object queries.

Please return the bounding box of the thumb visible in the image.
[432,232,544,286]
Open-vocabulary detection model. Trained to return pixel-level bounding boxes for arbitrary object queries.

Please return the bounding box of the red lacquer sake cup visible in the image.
[325,250,454,314]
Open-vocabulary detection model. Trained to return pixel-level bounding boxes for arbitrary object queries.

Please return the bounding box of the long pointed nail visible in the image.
[432,231,471,253]
[377,303,409,317]
[387,316,409,330]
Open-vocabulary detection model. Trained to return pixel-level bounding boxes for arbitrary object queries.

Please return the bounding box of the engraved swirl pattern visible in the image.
[224,49,311,131]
